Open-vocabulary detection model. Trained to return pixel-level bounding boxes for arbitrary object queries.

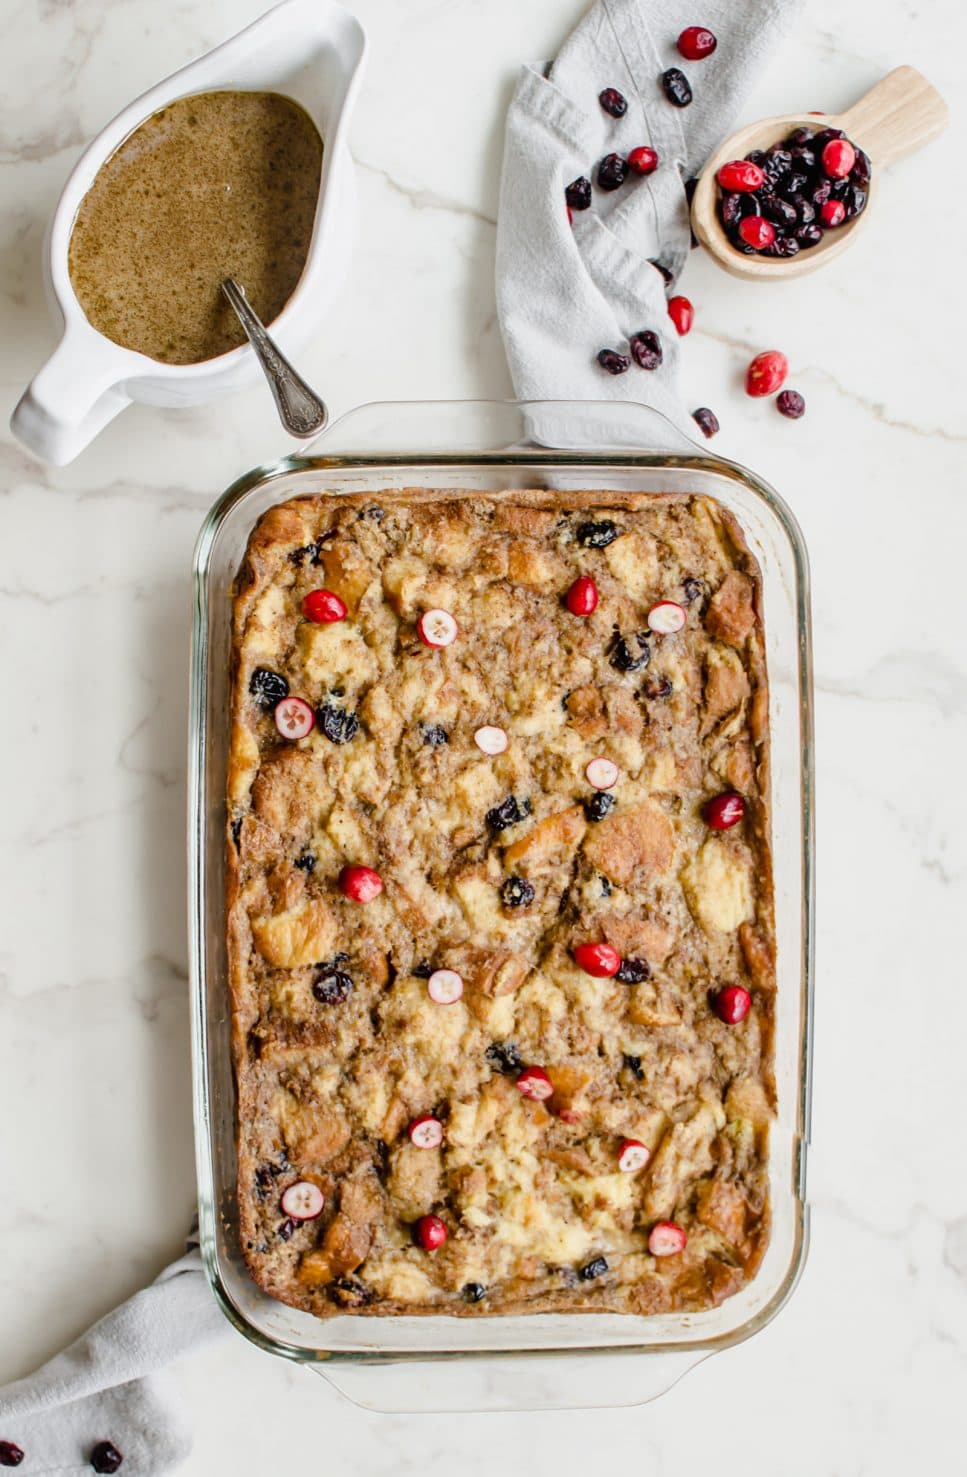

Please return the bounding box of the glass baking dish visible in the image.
[188,400,814,1411]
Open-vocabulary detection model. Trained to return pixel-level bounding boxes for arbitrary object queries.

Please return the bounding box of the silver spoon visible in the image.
[221,277,328,438]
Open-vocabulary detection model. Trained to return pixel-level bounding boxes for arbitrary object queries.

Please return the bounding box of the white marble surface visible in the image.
[2,0,966,1470]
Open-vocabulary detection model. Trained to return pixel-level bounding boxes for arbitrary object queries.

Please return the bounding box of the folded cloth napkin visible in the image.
[0,1236,227,1476]
[496,0,803,443]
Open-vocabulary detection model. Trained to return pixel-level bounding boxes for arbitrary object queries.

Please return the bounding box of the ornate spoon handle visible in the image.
[221,278,328,439]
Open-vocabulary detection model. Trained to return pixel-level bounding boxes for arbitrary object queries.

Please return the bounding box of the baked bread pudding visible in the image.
[227,489,775,1318]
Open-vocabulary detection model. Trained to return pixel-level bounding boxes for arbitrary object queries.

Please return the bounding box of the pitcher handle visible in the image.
[11,329,132,465]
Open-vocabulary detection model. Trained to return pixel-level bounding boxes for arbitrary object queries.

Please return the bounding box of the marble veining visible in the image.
[1,0,965,1471]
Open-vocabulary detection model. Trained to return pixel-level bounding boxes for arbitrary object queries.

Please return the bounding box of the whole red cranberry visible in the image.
[628,145,659,175]
[746,350,788,398]
[714,985,752,1024]
[677,26,717,59]
[566,575,599,616]
[820,198,846,228]
[737,215,776,249]
[667,295,694,335]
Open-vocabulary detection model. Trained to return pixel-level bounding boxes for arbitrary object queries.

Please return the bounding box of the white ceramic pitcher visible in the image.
[11,0,366,465]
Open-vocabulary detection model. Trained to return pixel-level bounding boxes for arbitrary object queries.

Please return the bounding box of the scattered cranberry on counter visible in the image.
[716,159,765,193]
[586,757,619,790]
[417,608,458,647]
[667,295,693,335]
[280,1181,325,1220]
[661,68,693,107]
[628,145,659,175]
[746,349,788,397]
[617,1138,651,1173]
[677,25,717,59]
[822,137,855,178]
[648,1221,688,1257]
[0,1444,24,1469]
[777,389,806,419]
[647,600,686,634]
[597,348,631,374]
[598,87,628,118]
[565,176,592,211]
[597,152,629,191]
[426,968,464,1005]
[714,985,752,1024]
[414,1215,448,1251]
[339,864,384,903]
[573,942,622,978]
[474,724,509,755]
[629,329,663,370]
[738,215,776,249]
[409,1115,445,1149]
[704,791,746,830]
[516,1066,555,1101]
[90,1444,124,1475]
[692,406,720,438]
[273,695,315,740]
[819,198,846,228]
[566,574,599,616]
[301,588,347,623]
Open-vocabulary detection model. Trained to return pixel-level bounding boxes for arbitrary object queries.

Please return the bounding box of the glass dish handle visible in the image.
[310,1350,709,1413]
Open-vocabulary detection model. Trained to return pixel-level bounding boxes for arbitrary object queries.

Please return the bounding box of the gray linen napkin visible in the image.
[496,0,804,441]
[0,1240,227,1475]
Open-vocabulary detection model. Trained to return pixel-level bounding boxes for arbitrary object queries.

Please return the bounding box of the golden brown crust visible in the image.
[227,489,775,1318]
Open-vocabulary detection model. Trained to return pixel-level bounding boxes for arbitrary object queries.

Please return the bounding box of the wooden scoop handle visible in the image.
[838,65,948,166]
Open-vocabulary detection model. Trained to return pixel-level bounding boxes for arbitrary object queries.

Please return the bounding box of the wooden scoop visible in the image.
[691,66,948,280]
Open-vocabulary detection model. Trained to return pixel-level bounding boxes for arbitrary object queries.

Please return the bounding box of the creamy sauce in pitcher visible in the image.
[68,90,323,364]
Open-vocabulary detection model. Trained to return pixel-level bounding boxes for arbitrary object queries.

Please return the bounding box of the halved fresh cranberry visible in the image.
[677,25,717,59]
[274,695,315,740]
[409,1115,444,1149]
[516,1066,554,1101]
[339,864,383,902]
[737,215,776,249]
[414,1214,447,1251]
[822,138,855,178]
[647,600,686,634]
[717,160,765,193]
[648,1221,687,1256]
[280,1180,325,1220]
[746,349,788,397]
[586,757,618,790]
[628,146,659,175]
[819,198,846,228]
[573,942,622,978]
[704,791,745,829]
[417,608,458,647]
[427,968,464,1004]
[598,87,628,118]
[667,296,693,335]
[618,1138,651,1173]
[474,724,508,755]
[0,1444,24,1469]
[714,984,752,1024]
[301,588,347,623]
[566,575,599,616]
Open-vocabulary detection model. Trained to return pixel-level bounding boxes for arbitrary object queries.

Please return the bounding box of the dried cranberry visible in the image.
[598,87,628,117]
[501,875,535,908]
[661,68,692,107]
[579,1255,609,1280]
[788,144,816,170]
[643,675,673,699]
[312,967,354,1004]
[763,149,792,188]
[584,791,616,822]
[851,148,872,187]
[576,519,621,548]
[777,389,806,419]
[793,196,816,226]
[332,1275,374,1308]
[677,25,717,59]
[486,795,530,831]
[565,176,592,211]
[90,1444,124,1475]
[597,348,631,374]
[796,222,823,249]
[624,1053,644,1080]
[784,127,815,148]
[811,125,845,152]
[249,667,289,710]
[737,215,776,249]
[231,817,243,849]
[777,170,809,200]
[628,145,659,175]
[746,149,768,168]
[720,191,744,229]
[316,702,359,745]
[486,1040,523,1074]
[294,849,316,872]
[277,1217,296,1240]
[811,179,832,208]
[0,1445,24,1469]
[616,957,650,983]
[682,576,705,604]
[610,631,651,672]
[764,235,800,257]
[412,959,433,978]
[692,407,719,438]
[597,152,629,190]
[629,329,663,370]
[845,185,867,218]
[463,1281,487,1303]
[421,723,449,746]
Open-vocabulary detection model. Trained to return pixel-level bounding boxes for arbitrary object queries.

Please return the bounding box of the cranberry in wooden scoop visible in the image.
[714,985,752,1024]
[516,1066,554,1101]
[648,1221,687,1256]
[339,864,383,902]
[691,66,948,280]
[573,942,622,977]
[418,608,458,647]
[716,160,765,192]
[414,1214,447,1251]
[280,1180,325,1220]
[618,1139,651,1172]
[409,1115,444,1149]
[704,791,745,829]
[566,575,599,616]
[301,588,347,623]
